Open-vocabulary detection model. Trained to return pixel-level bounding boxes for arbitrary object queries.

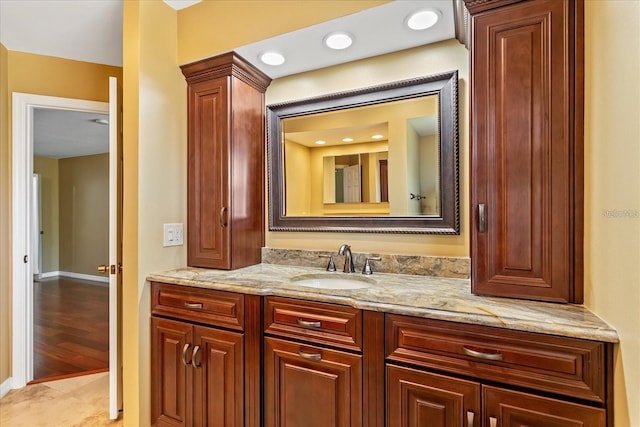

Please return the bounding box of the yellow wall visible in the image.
[0,49,121,387]
[177,0,389,64]
[584,2,640,426]
[58,154,109,276]
[33,156,60,273]
[0,42,11,385]
[266,39,469,256]
[284,140,311,215]
[122,1,187,425]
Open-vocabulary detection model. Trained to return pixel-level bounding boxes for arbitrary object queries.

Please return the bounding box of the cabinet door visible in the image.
[470,0,583,302]
[264,336,363,427]
[187,76,231,269]
[151,317,193,427]
[387,365,480,427]
[193,325,244,427]
[483,386,605,427]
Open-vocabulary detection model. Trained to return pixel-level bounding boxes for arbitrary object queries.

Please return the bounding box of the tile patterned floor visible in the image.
[0,372,122,427]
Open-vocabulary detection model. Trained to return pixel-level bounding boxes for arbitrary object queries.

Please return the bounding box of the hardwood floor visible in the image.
[33,276,110,382]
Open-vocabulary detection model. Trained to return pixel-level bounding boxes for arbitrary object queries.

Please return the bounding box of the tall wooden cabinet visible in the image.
[467,0,584,302]
[181,52,271,270]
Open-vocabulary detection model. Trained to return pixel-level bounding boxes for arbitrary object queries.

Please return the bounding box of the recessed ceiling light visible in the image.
[315,140,327,145]
[371,134,384,140]
[406,9,440,30]
[342,137,354,142]
[324,32,353,50]
[93,118,109,125]
[260,52,285,66]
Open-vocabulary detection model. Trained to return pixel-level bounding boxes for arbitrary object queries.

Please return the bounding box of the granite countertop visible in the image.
[147,264,619,343]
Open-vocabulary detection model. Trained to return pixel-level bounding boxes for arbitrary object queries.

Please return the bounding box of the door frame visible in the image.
[11,92,109,387]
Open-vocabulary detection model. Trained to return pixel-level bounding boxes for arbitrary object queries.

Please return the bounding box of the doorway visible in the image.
[11,88,122,418]
[31,107,110,381]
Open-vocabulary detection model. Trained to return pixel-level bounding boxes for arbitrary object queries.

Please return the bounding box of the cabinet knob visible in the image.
[489,416,497,427]
[467,411,475,427]
[219,207,228,227]
[297,318,321,328]
[192,345,202,368]
[478,203,486,233]
[462,345,503,361]
[298,349,322,361]
[181,343,192,367]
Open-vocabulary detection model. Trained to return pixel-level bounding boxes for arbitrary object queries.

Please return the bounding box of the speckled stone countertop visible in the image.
[147,264,618,343]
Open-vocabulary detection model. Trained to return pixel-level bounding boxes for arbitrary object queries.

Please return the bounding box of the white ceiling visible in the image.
[1,0,455,158]
[34,109,109,159]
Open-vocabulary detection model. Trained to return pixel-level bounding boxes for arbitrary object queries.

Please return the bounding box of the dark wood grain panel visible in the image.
[193,325,244,427]
[387,364,481,427]
[151,317,193,427]
[470,0,583,302]
[386,315,606,403]
[187,77,231,269]
[244,295,262,427]
[265,296,362,351]
[363,311,385,427]
[151,282,244,331]
[264,336,362,427]
[483,386,606,426]
[182,51,270,270]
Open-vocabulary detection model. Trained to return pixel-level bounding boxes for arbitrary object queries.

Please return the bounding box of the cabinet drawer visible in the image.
[265,296,362,351]
[151,282,244,331]
[386,315,607,403]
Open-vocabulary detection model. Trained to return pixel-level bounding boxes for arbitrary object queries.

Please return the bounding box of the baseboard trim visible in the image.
[38,271,109,284]
[0,377,13,398]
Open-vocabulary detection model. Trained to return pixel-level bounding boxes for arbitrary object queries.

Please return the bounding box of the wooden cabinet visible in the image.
[180,52,271,270]
[483,386,606,427]
[386,314,612,426]
[467,0,584,302]
[387,364,480,427]
[263,336,363,427]
[151,282,261,427]
[152,317,243,427]
[263,296,377,427]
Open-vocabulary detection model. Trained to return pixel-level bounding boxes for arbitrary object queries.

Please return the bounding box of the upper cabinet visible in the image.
[467,0,584,302]
[181,52,271,270]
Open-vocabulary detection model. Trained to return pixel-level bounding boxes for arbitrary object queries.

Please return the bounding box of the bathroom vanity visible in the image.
[148,264,616,427]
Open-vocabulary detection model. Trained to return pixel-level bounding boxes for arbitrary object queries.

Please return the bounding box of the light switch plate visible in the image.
[163,223,184,247]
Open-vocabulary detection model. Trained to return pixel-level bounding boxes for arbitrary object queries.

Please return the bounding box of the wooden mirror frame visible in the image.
[267,70,459,234]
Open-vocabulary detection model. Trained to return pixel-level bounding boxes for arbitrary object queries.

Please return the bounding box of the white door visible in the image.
[107,76,123,420]
[343,164,361,203]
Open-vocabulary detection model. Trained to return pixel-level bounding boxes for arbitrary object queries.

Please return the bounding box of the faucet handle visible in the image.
[362,257,381,275]
[319,255,337,272]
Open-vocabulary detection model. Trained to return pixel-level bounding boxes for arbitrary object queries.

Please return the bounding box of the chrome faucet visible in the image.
[338,244,355,273]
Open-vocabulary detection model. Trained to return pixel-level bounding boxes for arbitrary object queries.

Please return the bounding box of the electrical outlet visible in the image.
[163,223,184,247]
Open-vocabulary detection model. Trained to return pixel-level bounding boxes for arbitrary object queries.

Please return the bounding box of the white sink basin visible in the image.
[293,275,372,290]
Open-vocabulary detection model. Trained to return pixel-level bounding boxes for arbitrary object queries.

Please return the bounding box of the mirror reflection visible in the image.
[283,95,440,217]
[267,71,459,234]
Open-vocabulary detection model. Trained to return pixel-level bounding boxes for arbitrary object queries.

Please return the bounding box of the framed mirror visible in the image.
[267,71,459,234]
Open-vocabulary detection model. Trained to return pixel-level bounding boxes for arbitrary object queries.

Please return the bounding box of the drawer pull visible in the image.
[467,411,474,427]
[297,318,321,328]
[489,416,497,427]
[298,350,322,361]
[184,302,203,309]
[462,346,503,361]
[181,343,192,367]
[192,345,202,368]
